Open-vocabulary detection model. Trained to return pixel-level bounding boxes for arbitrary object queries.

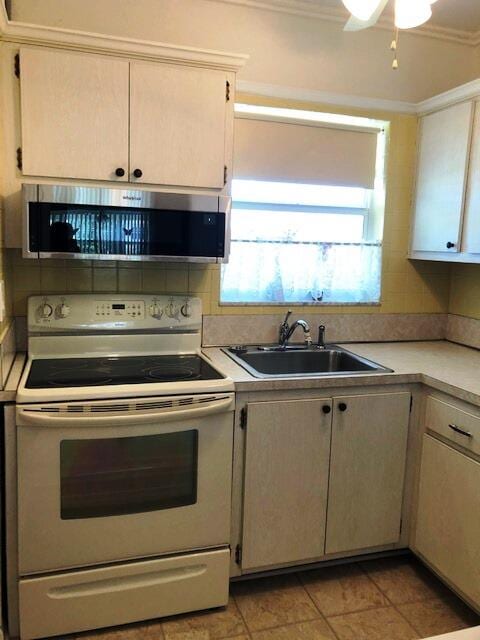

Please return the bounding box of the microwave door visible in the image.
[23,186,230,263]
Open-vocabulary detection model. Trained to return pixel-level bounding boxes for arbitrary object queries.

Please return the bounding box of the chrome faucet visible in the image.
[279,310,312,348]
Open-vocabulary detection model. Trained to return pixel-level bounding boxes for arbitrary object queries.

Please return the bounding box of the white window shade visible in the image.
[234,117,379,189]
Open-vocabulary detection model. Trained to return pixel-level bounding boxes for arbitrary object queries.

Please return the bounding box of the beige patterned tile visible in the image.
[361,557,448,604]
[161,597,247,639]
[250,619,335,640]
[76,620,164,639]
[232,575,319,632]
[397,597,480,638]
[327,606,418,640]
[300,564,388,617]
[201,313,447,347]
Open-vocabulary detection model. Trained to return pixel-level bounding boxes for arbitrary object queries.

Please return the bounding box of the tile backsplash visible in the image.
[9,250,217,316]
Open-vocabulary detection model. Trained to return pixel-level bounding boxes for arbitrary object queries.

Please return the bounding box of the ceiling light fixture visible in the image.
[342,0,439,68]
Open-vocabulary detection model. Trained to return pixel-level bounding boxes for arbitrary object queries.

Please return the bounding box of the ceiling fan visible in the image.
[342,0,438,68]
[342,0,437,31]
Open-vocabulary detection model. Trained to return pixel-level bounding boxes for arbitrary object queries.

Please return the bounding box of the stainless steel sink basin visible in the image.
[223,345,392,379]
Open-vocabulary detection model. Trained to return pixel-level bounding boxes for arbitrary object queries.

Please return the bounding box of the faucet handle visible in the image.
[282,309,292,325]
[318,325,326,348]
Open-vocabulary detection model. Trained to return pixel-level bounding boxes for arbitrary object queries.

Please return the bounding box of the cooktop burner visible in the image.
[26,355,224,389]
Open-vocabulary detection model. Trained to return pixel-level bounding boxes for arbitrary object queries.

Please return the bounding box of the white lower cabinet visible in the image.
[240,391,411,571]
[325,392,411,554]
[241,398,332,570]
[415,435,480,610]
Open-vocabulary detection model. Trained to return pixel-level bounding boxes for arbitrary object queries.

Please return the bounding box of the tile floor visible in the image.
[74,555,479,640]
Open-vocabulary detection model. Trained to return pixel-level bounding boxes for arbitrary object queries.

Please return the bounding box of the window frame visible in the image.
[220,104,388,307]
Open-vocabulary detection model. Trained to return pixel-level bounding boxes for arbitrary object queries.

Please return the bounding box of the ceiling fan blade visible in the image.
[343,0,389,31]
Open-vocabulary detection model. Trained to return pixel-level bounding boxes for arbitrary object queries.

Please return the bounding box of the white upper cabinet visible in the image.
[411,101,473,255]
[20,48,130,182]
[130,62,227,188]
[19,47,231,189]
[461,102,480,254]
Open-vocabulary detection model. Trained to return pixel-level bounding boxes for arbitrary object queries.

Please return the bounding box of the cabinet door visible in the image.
[20,48,129,181]
[411,102,473,253]
[326,392,410,555]
[130,62,227,188]
[241,399,332,570]
[461,102,480,254]
[415,435,480,608]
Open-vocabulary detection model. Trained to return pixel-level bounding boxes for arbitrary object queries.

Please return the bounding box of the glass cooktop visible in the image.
[26,355,224,389]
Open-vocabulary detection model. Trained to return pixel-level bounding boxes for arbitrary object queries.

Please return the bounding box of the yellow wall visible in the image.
[8,95,451,318]
[449,264,480,320]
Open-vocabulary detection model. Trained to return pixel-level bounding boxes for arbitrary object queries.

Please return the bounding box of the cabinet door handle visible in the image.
[322,405,331,414]
[115,167,125,177]
[446,242,456,249]
[133,168,143,178]
[448,423,472,438]
[338,402,347,412]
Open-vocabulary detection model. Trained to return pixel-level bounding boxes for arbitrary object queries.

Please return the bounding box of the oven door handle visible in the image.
[16,396,234,428]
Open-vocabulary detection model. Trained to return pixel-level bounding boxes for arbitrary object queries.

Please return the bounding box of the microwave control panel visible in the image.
[28,294,201,332]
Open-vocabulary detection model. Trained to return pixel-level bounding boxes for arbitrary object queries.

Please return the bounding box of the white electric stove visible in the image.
[9,294,235,640]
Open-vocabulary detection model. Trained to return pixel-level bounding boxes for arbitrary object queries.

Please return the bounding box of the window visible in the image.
[221,106,387,305]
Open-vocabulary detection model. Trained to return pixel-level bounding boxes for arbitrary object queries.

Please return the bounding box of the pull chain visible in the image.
[391,27,399,69]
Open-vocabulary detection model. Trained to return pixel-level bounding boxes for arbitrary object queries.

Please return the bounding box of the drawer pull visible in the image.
[448,423,473,438]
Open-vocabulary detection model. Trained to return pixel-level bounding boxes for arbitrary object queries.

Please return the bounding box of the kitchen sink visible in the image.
[223,345,393,378]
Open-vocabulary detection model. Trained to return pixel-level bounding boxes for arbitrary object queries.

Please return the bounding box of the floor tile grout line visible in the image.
[231,590,258,637]
[359,560,458,608]
[232,577,325,636]
[300,567,397,618]
[294,571,341,640]
[389,602,425,640]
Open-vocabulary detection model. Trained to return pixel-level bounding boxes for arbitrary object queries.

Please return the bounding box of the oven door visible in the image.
[16,393,234,575]
[23,184,231,263]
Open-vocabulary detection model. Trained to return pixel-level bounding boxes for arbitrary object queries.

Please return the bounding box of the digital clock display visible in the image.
[112,304,125,310]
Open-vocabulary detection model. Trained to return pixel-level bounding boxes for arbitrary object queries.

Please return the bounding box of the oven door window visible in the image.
[60,431,198,519]
[29,202,226,258]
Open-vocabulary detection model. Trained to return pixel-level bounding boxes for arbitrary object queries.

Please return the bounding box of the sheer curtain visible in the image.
[221,240,381,304]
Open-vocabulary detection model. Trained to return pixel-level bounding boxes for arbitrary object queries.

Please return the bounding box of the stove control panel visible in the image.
[28,294,202,332]
[95,301,145,319]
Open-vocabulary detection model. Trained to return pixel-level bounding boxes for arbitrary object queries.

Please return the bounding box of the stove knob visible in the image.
[181,301,192,318]
[57,303,71,318]
[39,303,53,319]
[166,301,179,319]
[149,304,162,319]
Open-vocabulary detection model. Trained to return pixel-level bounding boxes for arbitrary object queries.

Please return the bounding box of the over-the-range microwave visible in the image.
[23,184,231,263]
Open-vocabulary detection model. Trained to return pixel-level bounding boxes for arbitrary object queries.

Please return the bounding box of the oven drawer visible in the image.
[19,548,230,640]
[425,396,480,456]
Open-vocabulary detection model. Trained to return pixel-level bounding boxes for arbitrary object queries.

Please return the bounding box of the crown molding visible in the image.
[417,78,480,114]
[212,0,480,46]
[238,78,480,116]
[0,2,248,71]
[237,80,418,114]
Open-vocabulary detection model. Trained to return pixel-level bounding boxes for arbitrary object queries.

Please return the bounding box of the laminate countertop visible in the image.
[203,340,480,406]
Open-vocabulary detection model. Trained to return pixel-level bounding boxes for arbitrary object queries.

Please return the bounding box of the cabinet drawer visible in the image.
[19,549,229,640]
[425,396,480,456]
